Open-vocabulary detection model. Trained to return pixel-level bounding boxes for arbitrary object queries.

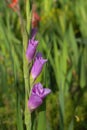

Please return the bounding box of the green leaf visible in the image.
[68,119,74,130]
[37,103,46,130]
[68,24,78,66]
[80,48,86,88]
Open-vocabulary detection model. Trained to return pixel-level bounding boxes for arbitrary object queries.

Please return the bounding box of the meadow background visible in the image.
[0,0,87,130]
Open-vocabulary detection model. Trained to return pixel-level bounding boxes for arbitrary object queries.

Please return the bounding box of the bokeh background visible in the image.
[0,0,87,130]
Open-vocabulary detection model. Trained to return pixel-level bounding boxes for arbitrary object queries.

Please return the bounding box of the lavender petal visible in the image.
[28,94,43,112]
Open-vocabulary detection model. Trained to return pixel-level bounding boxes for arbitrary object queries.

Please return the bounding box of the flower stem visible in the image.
[23,30,31,130]
[18,0,31,129]
[23,0,31,129]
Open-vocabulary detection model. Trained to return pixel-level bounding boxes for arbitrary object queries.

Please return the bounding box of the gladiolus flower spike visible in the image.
[28,83,51,112]
[27,29,51,112]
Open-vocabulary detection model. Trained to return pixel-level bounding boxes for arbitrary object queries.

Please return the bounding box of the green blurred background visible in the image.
[0,0,87,130]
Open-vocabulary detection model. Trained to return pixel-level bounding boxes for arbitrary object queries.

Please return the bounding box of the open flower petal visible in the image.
[41,88,51,99]
[28,94,42,112]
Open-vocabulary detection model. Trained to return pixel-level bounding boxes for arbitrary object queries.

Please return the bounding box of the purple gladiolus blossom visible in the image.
[31,53,47,80]
[28,83,51,112]
[26,28,38,62]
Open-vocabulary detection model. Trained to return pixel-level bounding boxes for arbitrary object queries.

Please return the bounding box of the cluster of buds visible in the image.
[26,28,51,112]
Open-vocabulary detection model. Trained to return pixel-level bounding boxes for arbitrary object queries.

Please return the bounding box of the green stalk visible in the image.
[22,24,30,130]
[22,0,31,129]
